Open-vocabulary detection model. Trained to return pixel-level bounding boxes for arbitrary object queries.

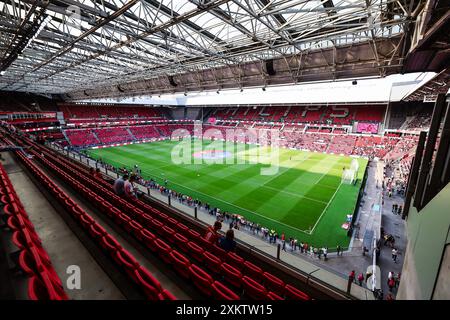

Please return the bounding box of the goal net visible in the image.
[342,159,359,184]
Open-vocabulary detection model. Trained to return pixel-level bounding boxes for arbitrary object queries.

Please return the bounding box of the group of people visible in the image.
[383,158,410,199]
[387,271,401,293]
[348,269,400,300]
[113,173,138,199]
[391,203,403,216]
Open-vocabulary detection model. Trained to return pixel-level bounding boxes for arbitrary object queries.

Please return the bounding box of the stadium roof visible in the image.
[0,0,444,99]
[403,67,450,101]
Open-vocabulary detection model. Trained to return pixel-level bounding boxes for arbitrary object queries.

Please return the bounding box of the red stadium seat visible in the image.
[242,261,263,283]
[114,249,140,271]
[141,213,153,227]
[139,229,156,251]
[267,291,284,300]
[211,244,227,260]
[157,212,168,221]
[161,226,175,243]
[79,214,94,229]
[166,217,178,229]
[173,232,189,253]
[154,238,172,264]
[220,263,243,288]
[3,202,20,216]
[134,266,162,300]
[176,222,189,234]
[169,250,191,279]
[134,208,145,218]
[12,230,34,250]
[6,215,25,230]
[150,218,163,232]
[100,234,121,253]
[196,235,214,251]
[28,276,63,300]
[188,264,214,296]
[128,220,143,237]
[107,207,121,219]
[186,241,204,263]
[158,289,177,300]
[71,205,84,220]
[188,229,201,241]
[284,284,310,300]
[89,223,107,239]
[226,252,244,270]
[202,251,221,275]
[242,276,267,300]
[115,213,131,227]
[263,272,285,296]
[19,249,42,276]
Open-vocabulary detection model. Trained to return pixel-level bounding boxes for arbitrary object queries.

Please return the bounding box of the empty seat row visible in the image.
[0,159,67,300]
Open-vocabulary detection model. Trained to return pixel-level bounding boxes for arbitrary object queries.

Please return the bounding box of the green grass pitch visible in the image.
[87,139,367,248]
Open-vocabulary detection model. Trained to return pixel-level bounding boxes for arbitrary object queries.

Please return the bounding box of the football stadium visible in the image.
[0,0,449,304]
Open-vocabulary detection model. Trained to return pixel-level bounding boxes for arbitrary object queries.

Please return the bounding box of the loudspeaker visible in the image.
[266,59,276,76]
[168,75,178,87]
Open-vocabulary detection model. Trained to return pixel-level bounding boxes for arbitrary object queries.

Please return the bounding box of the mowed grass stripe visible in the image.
[281,157,349,230]
[250,156,344,222]
[230,155,331,208]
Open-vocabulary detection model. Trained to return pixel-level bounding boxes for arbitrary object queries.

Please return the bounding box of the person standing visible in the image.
[395,273,401,288]
[94,168,102,180]
[357,273,364,286]
[336,245,341,256]
[388,277,396,292]
[281,233,286,251]
[218,229,237,252]
[113,174,127,196]
[388,271,394,282]
[124,175,137,199]
[347,270,355,293]
[204,221,222,245]
[269,229,276,244]
[323,247,328,261]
